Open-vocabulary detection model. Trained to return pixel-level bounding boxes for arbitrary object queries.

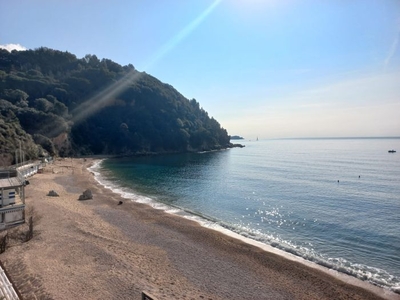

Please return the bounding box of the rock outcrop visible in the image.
[47,190,59,197]
[78,189,93,200]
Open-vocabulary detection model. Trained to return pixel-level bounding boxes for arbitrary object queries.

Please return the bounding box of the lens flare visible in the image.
[65,0,223,135]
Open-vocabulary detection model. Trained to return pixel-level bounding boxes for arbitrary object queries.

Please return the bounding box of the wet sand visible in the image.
[1,158,398,300]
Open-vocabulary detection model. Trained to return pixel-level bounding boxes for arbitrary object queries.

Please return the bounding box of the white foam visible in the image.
[202,225,400,299]
[89,159,178,211]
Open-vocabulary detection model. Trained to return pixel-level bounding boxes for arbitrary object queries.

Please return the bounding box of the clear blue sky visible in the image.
[1,0,399,139]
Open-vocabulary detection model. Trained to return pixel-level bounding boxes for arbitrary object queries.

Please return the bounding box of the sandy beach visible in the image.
[1,158,398,300]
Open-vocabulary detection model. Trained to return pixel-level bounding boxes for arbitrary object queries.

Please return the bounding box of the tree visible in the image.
[0,89,29,104]
[34,98,53,113]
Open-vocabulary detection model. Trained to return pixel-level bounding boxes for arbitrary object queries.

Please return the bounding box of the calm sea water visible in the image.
[92,138,400,293]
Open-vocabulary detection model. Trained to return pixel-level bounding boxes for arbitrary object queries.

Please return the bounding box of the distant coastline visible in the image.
[267,136,400,141]
[230,135,244,140]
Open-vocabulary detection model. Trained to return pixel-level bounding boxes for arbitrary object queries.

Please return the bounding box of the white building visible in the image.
[0,169,26,230]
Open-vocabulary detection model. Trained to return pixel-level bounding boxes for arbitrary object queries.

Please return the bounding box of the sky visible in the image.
[1,0,399,139]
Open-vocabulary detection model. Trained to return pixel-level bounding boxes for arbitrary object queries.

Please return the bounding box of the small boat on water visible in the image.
[388,150,396,153]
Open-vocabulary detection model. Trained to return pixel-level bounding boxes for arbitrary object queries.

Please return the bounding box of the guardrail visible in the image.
[0,260,21,299]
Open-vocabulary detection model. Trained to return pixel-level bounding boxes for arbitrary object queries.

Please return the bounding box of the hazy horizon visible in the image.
[234,135,400,139]
[1,0,399,139]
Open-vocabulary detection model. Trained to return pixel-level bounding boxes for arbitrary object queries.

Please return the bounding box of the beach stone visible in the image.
[78,189,93,200]
[47,190,59,197]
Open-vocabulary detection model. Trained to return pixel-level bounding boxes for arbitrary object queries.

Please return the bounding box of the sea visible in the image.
[90,137,400,293]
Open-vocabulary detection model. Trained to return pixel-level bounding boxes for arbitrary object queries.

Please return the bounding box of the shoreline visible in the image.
[1,157,398,299]
[91,158,399,299]
[91,157,399,297]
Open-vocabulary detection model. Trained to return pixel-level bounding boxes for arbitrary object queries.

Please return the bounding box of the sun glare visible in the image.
[142,0,222,71]
[70,0,223,131]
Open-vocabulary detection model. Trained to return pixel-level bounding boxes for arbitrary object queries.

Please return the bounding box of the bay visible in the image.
[93,137,400,293]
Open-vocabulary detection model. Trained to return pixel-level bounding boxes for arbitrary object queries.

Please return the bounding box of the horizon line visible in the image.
[233,136,400,140]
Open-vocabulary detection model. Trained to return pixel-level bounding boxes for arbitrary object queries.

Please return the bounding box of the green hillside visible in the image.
[0,47,234,164]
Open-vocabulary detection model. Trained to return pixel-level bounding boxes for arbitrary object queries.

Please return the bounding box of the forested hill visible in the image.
[0,47,233,165]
